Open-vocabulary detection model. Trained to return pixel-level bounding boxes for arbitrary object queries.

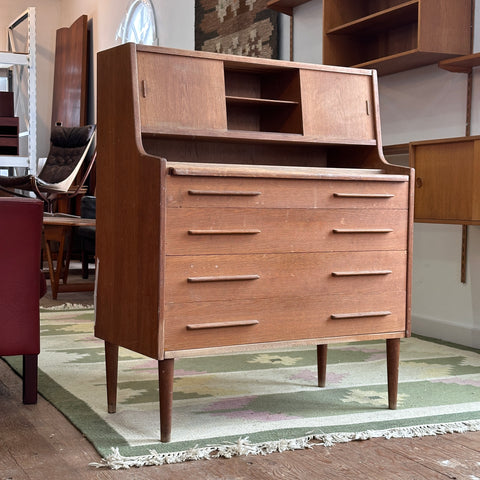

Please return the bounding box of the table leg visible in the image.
[386,338,400,410]
[317,344,328,387]
[43,225,68,300]
[158,358,174,442]
[105,341,119,414]
[43,222,94,298]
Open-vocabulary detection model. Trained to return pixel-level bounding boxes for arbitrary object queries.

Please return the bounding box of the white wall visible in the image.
[59,0,194,54]
[291,0,323,64]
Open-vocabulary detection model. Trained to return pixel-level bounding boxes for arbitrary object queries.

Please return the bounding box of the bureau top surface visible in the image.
[134,44,376,76]
[167,162,409,182]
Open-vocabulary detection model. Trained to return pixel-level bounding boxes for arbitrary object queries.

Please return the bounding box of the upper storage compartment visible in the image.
[135,46,378,146]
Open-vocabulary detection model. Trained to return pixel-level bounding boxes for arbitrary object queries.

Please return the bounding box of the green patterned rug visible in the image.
[4,308,480,469]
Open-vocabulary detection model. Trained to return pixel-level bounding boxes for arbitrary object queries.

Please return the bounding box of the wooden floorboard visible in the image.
[2,272,480,479]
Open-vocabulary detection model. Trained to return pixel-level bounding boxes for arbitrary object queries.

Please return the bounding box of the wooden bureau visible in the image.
[95,44,414,442]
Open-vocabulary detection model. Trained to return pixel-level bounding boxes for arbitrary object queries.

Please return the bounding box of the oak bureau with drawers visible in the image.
[95,44,414,442]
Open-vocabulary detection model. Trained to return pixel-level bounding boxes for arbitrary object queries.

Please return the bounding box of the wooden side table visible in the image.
[43,215,96,299]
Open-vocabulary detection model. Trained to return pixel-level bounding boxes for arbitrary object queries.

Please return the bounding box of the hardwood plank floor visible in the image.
[2,268,480,479]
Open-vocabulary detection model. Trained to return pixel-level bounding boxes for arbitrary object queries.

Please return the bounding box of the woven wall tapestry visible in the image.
[195,0,279,59]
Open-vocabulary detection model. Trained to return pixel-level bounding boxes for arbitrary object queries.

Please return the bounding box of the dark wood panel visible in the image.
[51,15,88,128]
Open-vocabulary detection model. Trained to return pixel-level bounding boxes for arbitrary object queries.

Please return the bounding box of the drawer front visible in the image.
[164,292,407,351]
[167,175,409,210]
[165,251,407,303]
[166,207,408,255]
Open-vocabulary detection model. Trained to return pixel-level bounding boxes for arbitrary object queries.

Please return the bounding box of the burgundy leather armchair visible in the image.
[0,197,43,403]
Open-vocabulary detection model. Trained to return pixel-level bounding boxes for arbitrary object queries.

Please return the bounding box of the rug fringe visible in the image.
[40,303,93,311]
[89,419,480,470]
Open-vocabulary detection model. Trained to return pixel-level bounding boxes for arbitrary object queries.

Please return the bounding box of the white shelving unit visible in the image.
[0,8,37,175]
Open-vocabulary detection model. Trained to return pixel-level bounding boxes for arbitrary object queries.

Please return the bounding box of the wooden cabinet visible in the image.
[410,136,480,224]
[95,44,414,442]
[323,0,472,76]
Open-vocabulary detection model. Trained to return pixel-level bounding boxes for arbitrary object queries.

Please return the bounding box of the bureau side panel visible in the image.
[95,44,164,359]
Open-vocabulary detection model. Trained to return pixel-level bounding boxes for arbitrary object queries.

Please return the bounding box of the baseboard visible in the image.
[412,314,480,349]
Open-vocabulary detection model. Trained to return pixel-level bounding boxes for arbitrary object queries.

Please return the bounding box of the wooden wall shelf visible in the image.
[267,0,311,16]
[323,0,472,76]
[439,52,480,73]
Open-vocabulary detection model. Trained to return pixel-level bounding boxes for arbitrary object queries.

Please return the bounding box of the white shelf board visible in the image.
[0,156,30,168]
[0,51,28,69]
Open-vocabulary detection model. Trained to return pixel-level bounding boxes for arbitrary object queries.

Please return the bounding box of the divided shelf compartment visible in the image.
[136,47,377,146]
[323,0,472,76]
[224,67,303,135]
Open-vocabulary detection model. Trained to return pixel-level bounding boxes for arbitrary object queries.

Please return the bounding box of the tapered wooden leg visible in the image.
[386,338,400,410]
[22,354,38,404]
[317,344,328,387]
[158,358,174,443]
[105,341,119,414]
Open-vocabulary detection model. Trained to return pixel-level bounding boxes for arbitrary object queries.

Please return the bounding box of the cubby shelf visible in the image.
[326,1,418,35]
[439,52,480,73]
[225,96,299,107]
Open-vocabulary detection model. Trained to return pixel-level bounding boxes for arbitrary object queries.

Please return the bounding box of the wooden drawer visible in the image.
[164,292,407,351]
[166,175,409,210]
[166,207,408,254]
[165,251,407,303]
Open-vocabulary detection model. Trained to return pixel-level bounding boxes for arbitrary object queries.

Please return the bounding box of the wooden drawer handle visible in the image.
[332,228,393,234]
[331,311,391,320]
[188,190,261,196]
[333,193,395,198]
[331,270,392,277]
[188,229,261,235]
[186,320,259,330]
[188,274,260,283]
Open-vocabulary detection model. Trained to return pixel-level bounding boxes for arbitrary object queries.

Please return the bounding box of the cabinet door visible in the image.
[137,51,227,132]
[412,139,480,223]
[300,70,376,142]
